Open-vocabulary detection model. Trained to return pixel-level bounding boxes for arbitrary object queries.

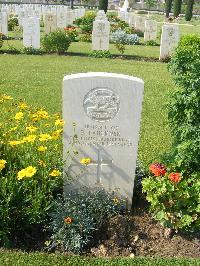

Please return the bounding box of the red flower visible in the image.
[168,173,181,183]
[149,163,167,177]
[64,217,73,224]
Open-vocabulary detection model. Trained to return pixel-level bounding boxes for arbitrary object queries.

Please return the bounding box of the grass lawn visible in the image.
[1,52,172,168]
[0,251,200,266]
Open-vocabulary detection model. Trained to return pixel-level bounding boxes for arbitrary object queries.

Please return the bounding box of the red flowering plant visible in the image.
[64,26,79,42]
[142,163,200,230]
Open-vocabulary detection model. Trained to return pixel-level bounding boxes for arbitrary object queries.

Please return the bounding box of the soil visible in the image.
[90,201,200,258]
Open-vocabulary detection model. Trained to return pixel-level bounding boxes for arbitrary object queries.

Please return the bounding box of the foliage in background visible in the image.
[99,0,108,13]
[185,0,194,21]
[167,34,200,174]
[47,188,125,253]
[74,12,96,34]
[143,163,200,230]
[165,0,173,17]
[174,0,182,18]
[64,26,79,42]
[145,40,159,46]
[8,16,19,31]
[110,30,139,45]
[42,30,71,55]
[22,47,44,55]
[0,95,64,246]
[0,33,3,48]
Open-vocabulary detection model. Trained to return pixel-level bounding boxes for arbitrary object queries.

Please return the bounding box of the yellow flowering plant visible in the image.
[0,95,65,243]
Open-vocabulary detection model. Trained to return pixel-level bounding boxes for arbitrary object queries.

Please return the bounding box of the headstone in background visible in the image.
[144,20,157,42]
[44,13,57,34]
[66,9,74,26]
[0,12,8,36]
[134,15,146,32]
[159,23,179,60]
[129,13,135,28]
[23,17,40,49]
[92,10,110,51]
[57,11,66,29]
[63,72,144,205]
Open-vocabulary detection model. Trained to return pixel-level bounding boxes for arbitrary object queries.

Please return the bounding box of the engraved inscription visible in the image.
[83,88,120,122]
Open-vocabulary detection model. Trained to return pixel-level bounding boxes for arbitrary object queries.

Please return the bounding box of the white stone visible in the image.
[0,12,8,36]
[134,15,146,32]
[144,20,157,41]
[63,72,144,205]
[44,13,57,34]
[92,10,110,51]
[66,9,74,26]
[23,17,40,49]
[129,13,135,28]
[57,11,66,29]
[159,23,179,60]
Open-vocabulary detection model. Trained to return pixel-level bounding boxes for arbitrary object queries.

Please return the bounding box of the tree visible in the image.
[165,0,173,18]
[174,0,182,18]
[99,0,108,13]
[146,0,157,10]
[185,0,194,21]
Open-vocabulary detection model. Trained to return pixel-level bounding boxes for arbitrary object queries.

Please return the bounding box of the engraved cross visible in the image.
[89,148,113,186]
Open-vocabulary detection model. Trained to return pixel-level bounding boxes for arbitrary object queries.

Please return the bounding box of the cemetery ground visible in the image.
[1,51,200,264]
[0,11,200,265]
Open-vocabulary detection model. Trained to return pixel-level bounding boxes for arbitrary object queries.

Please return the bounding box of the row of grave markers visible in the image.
[0,7,179,60]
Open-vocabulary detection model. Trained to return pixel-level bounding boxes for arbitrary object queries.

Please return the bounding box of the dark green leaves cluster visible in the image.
[168,35,200,173]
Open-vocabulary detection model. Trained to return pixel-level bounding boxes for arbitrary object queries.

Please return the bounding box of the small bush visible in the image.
[0,33,3,48]
[8,16,18,31]
[110,30,139,45]
[47,188,125,253]
[74,12,96,34]
[64,26,79,42]
[142,163,200,230]
[23,47,44,55]
[79,33,92,43]
[42,30,71,54]
[145,40,159,46]
[89,50,112,58]
[132,28,144,37]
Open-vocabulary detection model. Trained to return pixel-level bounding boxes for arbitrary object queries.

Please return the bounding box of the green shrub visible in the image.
[165,0,173,18]
[74,12,96,34]
[173,0,182,18]
[47,188,125,253]
[89,50,112,58]
[64,26,79,42]
[23,47,44,55]
[42,30,71,55]
[0,33,3,48]
[167,35,200,173]
[8,16,18,31]
[145,40,159,46]
[132,28,144,37]
[142,163,200,230]
[79,33,92,42]
[0,95,64,246]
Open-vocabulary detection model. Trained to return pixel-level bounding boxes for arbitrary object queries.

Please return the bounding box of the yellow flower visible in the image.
[25,166,37,177]
[52,129,62,140]
[55,119,65,126]
[39,133,52,141]
[8,140,24,146]
[19,102,28,110]
[17,169,27,180]
[113,198,119,204]
[49,169,62,177]
[0,159,7,171]
[80,158,91,165]
[17,166,37,180]
[26,126,38,133]
[14,112,24,120]
[31,110,49,121]
[9,126,18,132]
[38,160,46,167]
[23,135,37,143]
[37,146,47,152]
[1,95,13,101]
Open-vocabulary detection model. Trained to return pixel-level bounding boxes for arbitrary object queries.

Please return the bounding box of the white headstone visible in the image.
[129,13,135,27]
[134,15,146,32]
[0,12,8,36]
[144,20,157,41]
[92,10,110,51]
[63,72,144,205]
[44,13,57,34]
[57,11,66,29]
[66,9,74,26]
[23,17,40,49]
[159,23,179,60]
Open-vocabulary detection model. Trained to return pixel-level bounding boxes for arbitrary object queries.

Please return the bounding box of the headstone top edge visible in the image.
[63,72,144,84]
